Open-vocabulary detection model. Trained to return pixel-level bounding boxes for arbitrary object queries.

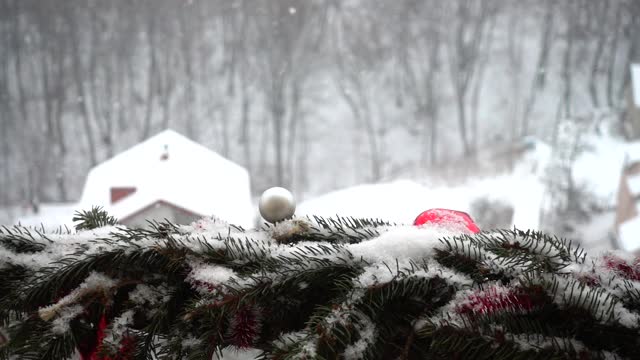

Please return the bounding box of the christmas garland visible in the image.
[0,206,639,359]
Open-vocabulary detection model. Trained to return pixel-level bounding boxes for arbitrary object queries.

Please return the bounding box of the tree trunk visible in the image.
[605,2,622,108]
[471,17,495,153]
[522,0,554,135]
[12,2,30,141]
[588,1,609,108]
[286,80,302,187]
[179,6,196,139]
[40,51,54,139]
[617,16,638,102]
[141,16,156,141]
[562,2,574,119]
[240,84,252,171]
[67,11,98,167]
[295,114,309,193]
[0,26,12,205]
[160,49,173,131]
[270,79,286,186]
[455,88,471,156]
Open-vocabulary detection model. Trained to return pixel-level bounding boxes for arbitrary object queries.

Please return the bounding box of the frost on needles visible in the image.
[1,208,640,359]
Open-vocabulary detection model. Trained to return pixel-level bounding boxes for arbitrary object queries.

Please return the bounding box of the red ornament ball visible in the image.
[413,208,480,234]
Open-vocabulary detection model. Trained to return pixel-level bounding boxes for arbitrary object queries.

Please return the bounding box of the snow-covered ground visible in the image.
[15,203,79,229]
[572,125,627,203]
[297,126,639,253]
[298,140,551,230]
[297,177,538,228]
[2,121,638,255]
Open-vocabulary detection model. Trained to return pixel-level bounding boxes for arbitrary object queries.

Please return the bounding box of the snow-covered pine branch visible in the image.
[0,209,639,359]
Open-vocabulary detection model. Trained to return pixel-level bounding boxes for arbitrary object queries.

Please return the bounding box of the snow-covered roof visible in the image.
[632,64,640,107]
[79,129,254,227]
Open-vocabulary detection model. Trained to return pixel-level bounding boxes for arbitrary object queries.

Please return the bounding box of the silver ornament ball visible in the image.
[259,187,296,223]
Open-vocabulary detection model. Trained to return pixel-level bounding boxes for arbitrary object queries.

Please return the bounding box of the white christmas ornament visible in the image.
[259,187,296,223]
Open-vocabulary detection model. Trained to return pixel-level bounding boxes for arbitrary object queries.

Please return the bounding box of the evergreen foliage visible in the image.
[0,210,639,359]
[72,207,118,231]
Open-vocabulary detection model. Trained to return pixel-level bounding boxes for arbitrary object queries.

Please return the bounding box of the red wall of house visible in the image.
[111,187,136,204]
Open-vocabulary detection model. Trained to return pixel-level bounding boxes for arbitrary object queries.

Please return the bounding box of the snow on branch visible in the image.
[0,214,639,359]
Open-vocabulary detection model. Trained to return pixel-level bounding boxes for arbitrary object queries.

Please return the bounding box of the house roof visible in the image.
[79,129,254,227]
[632,64,640,108]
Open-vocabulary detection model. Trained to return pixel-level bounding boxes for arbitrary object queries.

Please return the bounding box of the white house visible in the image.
[19,129,254,228]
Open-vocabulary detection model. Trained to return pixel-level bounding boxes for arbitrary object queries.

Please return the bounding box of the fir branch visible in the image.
[73,207,118,231]
[1,217,639,359]
[0,225,49,253]
[262,216,393,245]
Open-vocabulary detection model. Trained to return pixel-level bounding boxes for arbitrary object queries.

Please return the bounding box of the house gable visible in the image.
[111,187,137,204]
[119,200,203,228]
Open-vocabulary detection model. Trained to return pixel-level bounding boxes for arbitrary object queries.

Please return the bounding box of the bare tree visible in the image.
[617,0,640,103]
[64,1,98,167]
[522,0,555,136]
[0,0,637,211]
[140,1,158,141]
[605,1,623,108]
[398,0,443,168]
[469,13,496,152]
[251,1,326,188]
[446,0,496,156]
[0,0,14,205]
[587,0,610,108]
[561,0,577,119]
[332,2,386,181]
[34,1,69,200]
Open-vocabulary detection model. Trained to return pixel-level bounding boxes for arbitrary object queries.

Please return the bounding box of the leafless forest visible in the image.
[1,0,639,207]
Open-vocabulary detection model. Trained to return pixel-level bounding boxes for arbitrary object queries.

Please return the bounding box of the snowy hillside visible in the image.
[299,125,634,253]
[298,139,551,230]
[298,177,539,229]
